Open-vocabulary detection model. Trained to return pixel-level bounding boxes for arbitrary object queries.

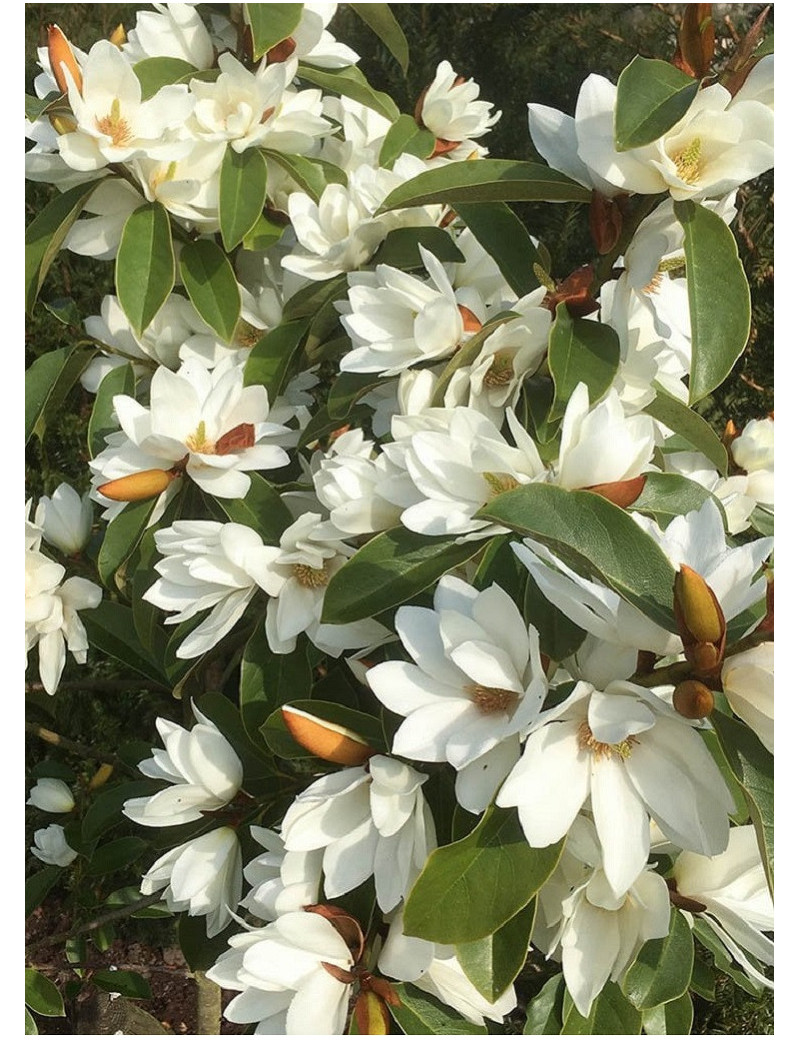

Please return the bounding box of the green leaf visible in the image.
[430,312,518,407]
[133,56,197,99]
[379,114,435,167]
[321,527,484,625]
[403,805,564,944]
[105,886,172,919]
[712,709,774,896]
[82,603,166,685]
[264,149,347,203]
[42,296,82,327]
[116,203,175,337]
[218,473,292,545]
[97,498,158,589]
[241,628,311,741]
[88,363,136,458]
[390,983,487,1034]
[372,226,465,269]
[86,836,148,877]
[131,529,170,667]
[93,969,152,1000]
[456,897,536,1002]
[244,3,303,59]
[327,372,388,420]
[754,34,774,57]
[644,383,729,475]
[631,472,715,523]
[242,212,287,251]
[692,917,763,996]
[346,3,409,73]
[689,954,716,1000]
[25,970,64,1018]
[82,781,159,842]
[262,698,385,759]
[614,56,699,150]
[674,200,751,404]
[547,303,620,421]
[243,319,309,400]
[523,575,586,662]
[749,505,774,537]
[26,181,99,315]
[561,982,643,1035]
[25,866,61,918]
[25,1007,38,1034]
[283,273,348,321]
[378,160,592,213]
[26,91,60,121]
[219,145,268,250]
[297,61,400,121]
[477,484,679,633]
[454,202,542,297]
[196,691,275,787]
[524,975,565,1034]
[642,993,694,1035]
[622,910,693,1009]
[180,238,241,343]
[26,346,95,444]
[178,914,235,971]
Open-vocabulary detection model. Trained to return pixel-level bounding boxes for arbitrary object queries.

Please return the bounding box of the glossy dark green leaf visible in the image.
[93,969,152,1000]
[132,56,197,99]
[86,836,148,877]
[456,897,536,1002]
[547,304,620,420]
[242,212,287,251]
[244,3,303,59]
[712,709,774,896]
[26,181,98,315]
[372,226,465,268]
[88,363,135,458]
[283,273,348,320]
[378,160,592,213]
[622,910,693,1009]
[614,56,699,150]
[454,202,542,297]
[105,885,172,919]
[42,296,82,327]
[196,692,275,791]
[218,473,292,545]
[26,346,95,444]
[692,918,763,996]
[390,984,487,1034]
[327,371,388,420]
[561,982,643,1034]
[178,914,236,971]
[642,992,694,1035]
[631,472,715,523]
[25,970,64,1017]
[180,238,240,343]
[524,975,565,1034]
[321,527,484,625]
[297,62,400,122]
[675,200,751,404]
[116,203,175,337]
[262,698,385,759]
[25,866,61,918]
[81,603,166,685]
[477,484,679,633]
[131,529,170,668]
[26,91,60,121]
[81,781,159,843]
[644,383,728,475]
[404,805,564,944]
[379,114,435,167]
[264,148,347,203]
[346,3,409,73]
[243,319,309,400]
[689,954,716,1000]
[523,575,586,662]
[219,145,268,250]
[97,498,158,589]
[241,627,311,741]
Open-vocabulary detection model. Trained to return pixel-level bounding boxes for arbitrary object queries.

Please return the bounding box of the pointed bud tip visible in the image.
[47,23,82,96]
[672,679,715,720]
[282,706,373,766]
[674,564,726,645]
[98,468,177,502]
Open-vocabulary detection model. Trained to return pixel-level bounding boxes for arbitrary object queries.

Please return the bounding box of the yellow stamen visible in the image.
[96,97,133,147]
[641,272,663,296]
[483,353,515,388]
[469,684,519,716]
[293,563,329,589]
[483,472,520,498]
[671,136,702,184]
[185,420,216,455]
[577,720,637,760]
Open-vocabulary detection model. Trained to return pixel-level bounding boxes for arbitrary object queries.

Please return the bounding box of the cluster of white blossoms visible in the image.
[26,4,774,1033]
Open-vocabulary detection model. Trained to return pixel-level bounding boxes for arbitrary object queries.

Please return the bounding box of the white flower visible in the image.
[732,418,774,507]
[721,642,774,753]
[31,824,78,867]
[27,778,75,814]
[291,2,360,68]
[673,825,774,988]
[241,827,323,921]
[420,61,501,152]
[123,704,243,827]
[122,3,215,68]
[281,755,436,912]
[35,483,93,555]
[664,450,756,536]
[141,826,242,937]
[497,681,735,897]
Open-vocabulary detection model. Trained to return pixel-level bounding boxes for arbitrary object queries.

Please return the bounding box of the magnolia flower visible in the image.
[673,825,774,988]
[665,450,756,535]
[291,2,360,68]
[241,827,322,921]
[31,824,78,867]
[141,826,242,937]
[122,2,215,68]
[721,642,774,753]
[123,704,243,827]
[419,60,501,157]
[732,418,774,507]
[35,483,93,555]
[27,778,75,814]
[281,755,436,912]
[367,576,546,812]
[497,681,735,897]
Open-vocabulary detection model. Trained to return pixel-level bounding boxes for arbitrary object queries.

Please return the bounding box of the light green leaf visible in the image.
[456,897,536,1002]
[93,969,152,1000]
[219,145,268,250]
[42,296,82,327]
[749,505,774,537]
[26,181,99,315]
[26,91,60,122]
[97,498,158,589]
[524,975,565,1034]
[547,303,620,421]
[264,149,347,203]
[243,319,309,400]
[712,709,774,896]
[642,993,694,1035]
[25,1007,38,1034]
[379,113,435,167]
[26,346,96,444]
[88,363,135,458]
[242,212,287,251]
[614,56,699,150]
[25,866,61,918]
[390,983,487,1034]
[430,312,517,407]
[675,200,751,404]
[132,56,197,99]
[179,238,241,343]
[561,982,643,1034]
[644,382,729,475]
[372,226,465,269]
[692,917,764,996]
[86,836,148,877]
[477,484,679,633]
[403,805,564,944]
[622,910,694,1009]
[25,970,64,1018]
[631,472,716,523]
[378,160,592,213]
[116,203,175,337]
[345,3,409,73]
[321,527,484,625]
[244,4,303,59]
[297,62,400,121]
[218,473,292,545]
[454,202,542,297]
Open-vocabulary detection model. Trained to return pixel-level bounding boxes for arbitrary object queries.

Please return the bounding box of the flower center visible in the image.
[670,136,702,184]
[96,97,133,147]
[185,420,216,455]
[577,721,638,760]
[483,472,520,498]
[293,563,330,589]
[469,684,520,715]
[641,272,663,296]
[483,353,515,388]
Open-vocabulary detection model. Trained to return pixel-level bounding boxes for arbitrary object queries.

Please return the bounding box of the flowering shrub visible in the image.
[25,3,773,1034]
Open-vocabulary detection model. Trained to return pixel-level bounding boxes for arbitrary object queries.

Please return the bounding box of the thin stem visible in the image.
[27,680,167,694]
[25,722,139,776]
[631,629,773,687]
[26,893,164,955]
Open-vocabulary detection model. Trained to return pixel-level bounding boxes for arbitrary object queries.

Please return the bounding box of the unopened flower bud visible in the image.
[35,482,93,555]
[674,564,726,645]
[48,114,78,136]
[282,706,373,766]
[27,778,75,813]
[108,24,127,47]
[48,24,82,96]
[354,989,392,1034]
[98,468,179,502]
[672,679,715,719]
[584,474,646,509]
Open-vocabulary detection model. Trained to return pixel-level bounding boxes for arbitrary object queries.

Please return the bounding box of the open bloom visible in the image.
[241,827,323,922]
[27,778,75,814]
[419,60,501,156]
[123,704,243,827]
[721,642,774,753]
[31,824,78,867]
[732,417,774,507]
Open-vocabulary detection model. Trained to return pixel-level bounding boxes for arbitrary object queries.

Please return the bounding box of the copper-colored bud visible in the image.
[108,23,127,48]
[589,191,623,255]
[584,474,646,509]
[354,990,392,1035]
[266,36,297,63]
[282,706,373,766]
[672,679,715,720]
[457,304,482,334]
[48,24,83,96]
[674,565,726,645]
[686,641,722,677]
[98,468,177,502]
